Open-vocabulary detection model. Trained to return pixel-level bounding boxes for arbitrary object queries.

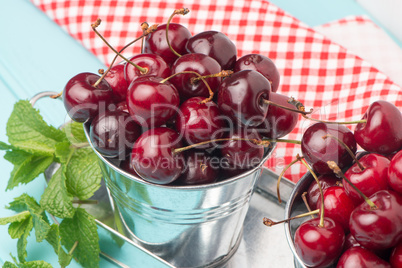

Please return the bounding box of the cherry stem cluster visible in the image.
[191,70,234,83]
[166,8,190,58]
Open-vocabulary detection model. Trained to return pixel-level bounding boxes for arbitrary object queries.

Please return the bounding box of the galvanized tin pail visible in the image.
[83,122,276,268]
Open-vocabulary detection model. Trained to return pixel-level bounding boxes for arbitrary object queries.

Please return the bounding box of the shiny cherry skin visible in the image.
[120,158,140,177]
[176,150,219,185]
[388,150,402,194]
[349,190,402,251]
[131,127,184,184]
[218,70,271,127]
[344,153,390,205]
[336,246,392,268]
[220,127,265,169]
[354,100,402,155]
[104,64,129,103]
[234,54,280,92]
[306,173,342,210]
[127,76,180,129]
[301,122,357,175]
[63,72,113,123]
[316,186,356,232]
[390,241,402,268]
[144,23,191,66]
[124,53,170,84]
[294,217,345,268]
[170,53,221,100]
[89,110,142,158]
[256,92,298,139]
[343,233,361,251]
[175,97,227,146]
[185,30,237,70]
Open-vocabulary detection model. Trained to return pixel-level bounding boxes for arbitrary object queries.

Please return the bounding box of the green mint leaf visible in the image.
[63,121,88,144]
[54,141,74,164]
[6,100,66,155]
[20,260,53,268]
[40,168,75,218]
[17,216,33,263]
[46,224,72,267]
[30,212,51,243]
[58,247,73,267]
[0,141,14,150]
[59,208,100,268]
[65,147,101,200]
[7,194,31,212]
[4,150,54,190]
[8,215,32,239]
[0,211,30,225]
[3,261,18,268]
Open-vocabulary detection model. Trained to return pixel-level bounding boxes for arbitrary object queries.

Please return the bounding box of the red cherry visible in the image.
[336,246,392,268]
[344,153,390,205]
[354,100,402,155]
[103,64,129,103]
[218,70,271,127]
[63,72,113,123]
[294,217,345,267]
[144,23,191,66]
[343,233,361,251]
[170,53,221,100]
[388,150,402,194]
[234,53,280,92]
[306,173,342,210]
[126,76,180,129]
[175,97,226,146]
[349,190,402,251]
[185,30,237,70]
[301,122,357,175]
[390,241,402,268]
[124,53,170,84]
[131,127,184,184]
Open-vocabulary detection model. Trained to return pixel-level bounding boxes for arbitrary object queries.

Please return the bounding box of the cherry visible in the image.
[301,122,357,175]
[144,23,191,66]
[343,153,390,205]
[103,64,129,103]
[176,150,219,185]
[388,150,402,194]
[256,92,298,139]
[124,53,171,84]
[354,100,402,155]
[131,127,184,184]
[234,53,280,92]
[343,233,361,251]
[316,186,356,232]
[185,30,237,70]
[306,173,342,210]
[63,72,113,123]
[218,70,271,127]
[349,190,402,251]
[169,53,221,100]
[390,241,402,268]
[294,217,345,267]
[220,127,265,169]
[336,246,392,268]
[126,76,180,129]
[120,158,140,177]
[89,110,142,158]
[175,97,227,146]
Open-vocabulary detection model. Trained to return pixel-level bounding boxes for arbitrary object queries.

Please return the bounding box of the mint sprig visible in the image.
[0,100,102,267]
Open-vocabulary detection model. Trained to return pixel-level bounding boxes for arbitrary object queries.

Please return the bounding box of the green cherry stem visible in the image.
[263,209,319,227]
[166,8,190,58]
[277,156,303,204]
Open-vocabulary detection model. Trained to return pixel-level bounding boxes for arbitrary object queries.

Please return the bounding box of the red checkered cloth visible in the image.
[30,0,402,182]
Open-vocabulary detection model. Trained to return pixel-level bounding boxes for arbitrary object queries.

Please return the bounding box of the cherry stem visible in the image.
[299,156,325,228]
[166,8,190,58]
[173,138,272,155]
[301,192,316,218]
[91,18,154,87]
[140,21,149,53]
[277,155,303,204]
[159,70,215,103]
[263,209,319,227]
[327,161,377,210]
[191,70,234,83]
[262,99,313,116]
[288,97,367,125]
[323,134,365,171]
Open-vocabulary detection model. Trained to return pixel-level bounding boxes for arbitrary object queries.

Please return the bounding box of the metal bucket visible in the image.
[83,123,277,268]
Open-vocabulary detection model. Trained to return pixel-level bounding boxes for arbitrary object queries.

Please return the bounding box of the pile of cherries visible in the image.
[266,100,402,267]
[61,8,298,186]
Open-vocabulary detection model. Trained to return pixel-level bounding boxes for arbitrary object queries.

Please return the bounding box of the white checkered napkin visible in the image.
[30,0,402,182]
